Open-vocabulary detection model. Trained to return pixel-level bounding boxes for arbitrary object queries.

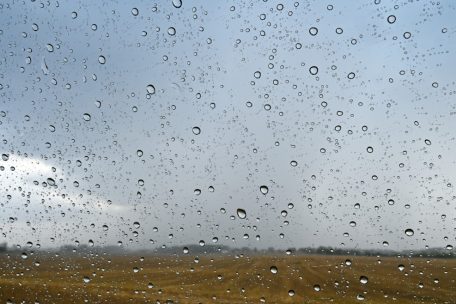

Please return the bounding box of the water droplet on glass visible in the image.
[172,0,183,8]
[270,266,278,274]
[131,8,139,16]
[309,66,319,75]
[260,185,269,195]
[405,228,414,236]
[236,208,246,219]
[359,276,368,284]
[146,84,156,94]
[98,55,106,64]
[168,27,176,36]
[192,126,201,135]
[83,113,91,121]
[387,15,396,24]
[309,27,318,36]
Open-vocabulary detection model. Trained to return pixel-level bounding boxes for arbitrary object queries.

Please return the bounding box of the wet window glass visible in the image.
[0,0,455,303]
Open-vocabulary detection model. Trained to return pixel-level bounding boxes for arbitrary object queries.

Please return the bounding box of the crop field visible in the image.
[0,254,455,303]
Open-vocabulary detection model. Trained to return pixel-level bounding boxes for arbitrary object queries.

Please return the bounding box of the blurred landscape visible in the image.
[0,243,455,303]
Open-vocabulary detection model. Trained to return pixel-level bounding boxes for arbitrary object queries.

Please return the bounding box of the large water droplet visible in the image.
[146,84,156,94]
[98,55,106,64]
[405,228,414,236]
[172,0,182,8]
[260,185,269,195]
[309,66,318,75]
[387,15,396,24]
[237,208,246,219]
[192,126,201,135]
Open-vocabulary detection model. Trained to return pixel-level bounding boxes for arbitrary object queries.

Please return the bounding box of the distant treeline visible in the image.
[1,242,454,258]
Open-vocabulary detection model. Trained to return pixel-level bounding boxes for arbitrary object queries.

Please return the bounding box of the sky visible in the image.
[0,0,455,252]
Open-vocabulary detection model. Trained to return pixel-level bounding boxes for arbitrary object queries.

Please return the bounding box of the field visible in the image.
[0,253,455,303]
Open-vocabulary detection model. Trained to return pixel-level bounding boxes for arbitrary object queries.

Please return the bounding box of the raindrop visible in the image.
[309,66,319,75]
[260,185,269,195]
[254,71,261,79]
[309,27,318,36]
[192,126,201,135]
[131,8,139,16]
[270,266,278,274]
[2,154,9,161]
[405,229,414,236]
[146,84,156,94]
[83,113,91,121]
[356,294,365,301]
[168,27,176,36]
[290,160,298,167]
[366,146,373,153]
[172,0,183,8]
[360,276,368,284]
[424,139,431,145]
[387,15,396,24]
[237,208,246,219]
[83,276,90,283]
[98,55,106,64]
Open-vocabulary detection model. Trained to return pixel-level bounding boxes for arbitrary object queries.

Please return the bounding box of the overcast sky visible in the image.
[0,0,455,252]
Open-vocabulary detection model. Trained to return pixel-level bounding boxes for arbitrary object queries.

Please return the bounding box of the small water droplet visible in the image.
[83,113,91,121]
[405,228,414,236]
[270,266,278,274]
